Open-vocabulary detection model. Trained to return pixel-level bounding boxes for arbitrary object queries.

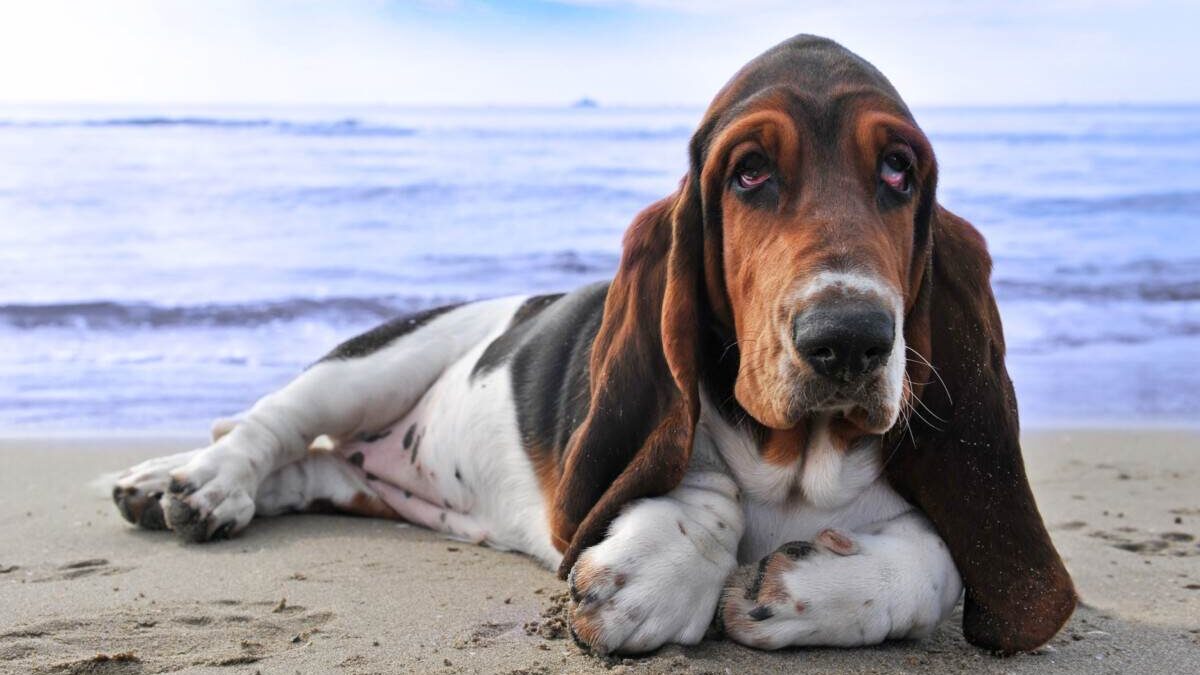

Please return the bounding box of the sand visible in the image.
[1,429,1198,674]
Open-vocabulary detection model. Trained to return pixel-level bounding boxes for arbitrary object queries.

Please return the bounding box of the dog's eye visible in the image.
[734,153,772,190]
[880,151,912,193]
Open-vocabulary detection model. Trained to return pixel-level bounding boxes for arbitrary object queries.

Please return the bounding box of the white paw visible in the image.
[111,450,199,530]
[164,444,259,542]
[567,499,737,654]
[719,529,958,649]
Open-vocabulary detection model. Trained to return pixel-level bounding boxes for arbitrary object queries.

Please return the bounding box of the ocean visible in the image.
[1,104,1197,432]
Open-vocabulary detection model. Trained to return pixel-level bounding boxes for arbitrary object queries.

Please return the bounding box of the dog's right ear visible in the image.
[550,184,705,579]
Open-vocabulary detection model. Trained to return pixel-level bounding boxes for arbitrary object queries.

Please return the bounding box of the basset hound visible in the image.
[111,35,1076,655]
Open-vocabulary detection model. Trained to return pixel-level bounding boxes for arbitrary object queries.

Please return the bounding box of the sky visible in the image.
[0,0,1196,107]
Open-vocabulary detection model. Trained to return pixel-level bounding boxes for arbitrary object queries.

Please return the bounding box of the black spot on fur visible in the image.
[471,293,565,380]
[454,467,463,481]
[403,425,415,449]
[357,429,391,443]
[347,452,364,467]
[403,490,412,499]
[319,303,464,361]
[506,283,608,464]
[365,472,379,481]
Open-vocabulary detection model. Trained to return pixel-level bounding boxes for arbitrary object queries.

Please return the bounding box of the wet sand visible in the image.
[1,429,1197,674]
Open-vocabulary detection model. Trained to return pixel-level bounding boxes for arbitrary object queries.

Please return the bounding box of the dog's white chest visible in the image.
[695,399,910,563]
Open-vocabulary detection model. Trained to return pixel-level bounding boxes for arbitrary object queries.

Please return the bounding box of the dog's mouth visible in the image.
[789,380,898,435]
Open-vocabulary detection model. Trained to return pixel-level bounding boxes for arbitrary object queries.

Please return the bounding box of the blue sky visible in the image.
[0,0,1195,106]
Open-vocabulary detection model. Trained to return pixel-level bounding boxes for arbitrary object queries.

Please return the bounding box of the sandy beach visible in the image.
[1,429,1197,674]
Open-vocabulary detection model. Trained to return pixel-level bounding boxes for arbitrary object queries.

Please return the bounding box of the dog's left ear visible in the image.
[551,183,705,579]
[886,205,1076,654]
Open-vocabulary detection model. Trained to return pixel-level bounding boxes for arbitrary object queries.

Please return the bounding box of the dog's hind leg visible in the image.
[254,451,399,520]
[116,449,396,532]
[122,297,524,543]
[257,449,487,542]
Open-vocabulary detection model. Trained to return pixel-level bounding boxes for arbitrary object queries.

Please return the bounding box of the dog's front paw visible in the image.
[164,448,258,543]
[566,507,735,654]
[112,450,199,531]
[718,530,889,649]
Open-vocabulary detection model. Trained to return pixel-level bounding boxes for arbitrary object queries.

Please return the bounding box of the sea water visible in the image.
[1,104,1197,431]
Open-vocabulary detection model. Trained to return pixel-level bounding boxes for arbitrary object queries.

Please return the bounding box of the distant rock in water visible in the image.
[571,97,599,109]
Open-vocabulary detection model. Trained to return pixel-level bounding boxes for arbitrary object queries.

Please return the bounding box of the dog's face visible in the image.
[695,47,935,436]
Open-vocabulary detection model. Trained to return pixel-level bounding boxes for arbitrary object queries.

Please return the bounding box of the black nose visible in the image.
[793,302,894,383]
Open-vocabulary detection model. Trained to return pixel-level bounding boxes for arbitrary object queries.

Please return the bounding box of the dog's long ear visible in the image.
[886,205,1076,654]
[551,186,704,579]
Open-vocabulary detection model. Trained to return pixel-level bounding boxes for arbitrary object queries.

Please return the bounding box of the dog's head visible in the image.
[688,36,935,440]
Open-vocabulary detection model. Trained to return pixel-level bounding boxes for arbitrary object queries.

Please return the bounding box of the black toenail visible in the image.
[567,567,581,603]
[749,605,774,621]
[168,479,194,495]
[212,521,235,540]
[139,502,166,530]
[116,498,135,524]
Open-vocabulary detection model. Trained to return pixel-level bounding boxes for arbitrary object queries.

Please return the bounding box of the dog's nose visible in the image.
[793,302,894,383]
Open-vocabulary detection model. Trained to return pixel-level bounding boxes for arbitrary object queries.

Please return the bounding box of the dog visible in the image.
[111,34,1075,655]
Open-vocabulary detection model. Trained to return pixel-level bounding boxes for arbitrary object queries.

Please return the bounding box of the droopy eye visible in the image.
[734,153,772,190]
[880,150,913,193]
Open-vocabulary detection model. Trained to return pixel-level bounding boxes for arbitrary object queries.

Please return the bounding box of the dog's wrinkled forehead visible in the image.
[691,35,913,163]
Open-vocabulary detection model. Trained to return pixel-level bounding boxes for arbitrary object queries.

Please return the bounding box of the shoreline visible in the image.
[1,429,1197,673]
